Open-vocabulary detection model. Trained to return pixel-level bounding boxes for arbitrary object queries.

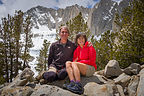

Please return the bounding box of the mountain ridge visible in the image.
[24,0,131,36]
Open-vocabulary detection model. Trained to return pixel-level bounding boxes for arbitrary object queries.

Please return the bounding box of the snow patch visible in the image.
[57,17,62,22]
[109,2,116,15]
[94,35,101,41]
[29,23,56,77]
[47,12,55,23]
[112,0,123,5]
[84,14,89,22]
[103,16,109,20]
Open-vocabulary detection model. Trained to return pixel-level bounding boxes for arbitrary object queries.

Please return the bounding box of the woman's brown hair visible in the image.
[75,33,87,45]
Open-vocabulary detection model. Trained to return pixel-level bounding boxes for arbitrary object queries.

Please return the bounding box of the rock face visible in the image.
[89,0,131,35]
[24,0,131,36]
[25,4,90,31]
[1,60,144,96]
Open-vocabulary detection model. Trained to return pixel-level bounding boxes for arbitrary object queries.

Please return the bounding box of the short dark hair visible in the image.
[75,33,87,45]
[59,26,69,34]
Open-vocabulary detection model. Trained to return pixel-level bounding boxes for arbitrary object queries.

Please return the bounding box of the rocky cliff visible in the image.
[25,4,90,31]
[89,0,131,35]
[24,0,131,36]
[1,60,144,96]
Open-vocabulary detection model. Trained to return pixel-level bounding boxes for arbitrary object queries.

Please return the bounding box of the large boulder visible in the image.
[124,63,141,75]
[31,85,79,96]
[1,86,34,96]
[84,82,115,96]
[128,75,139,96]
[7,68,34,88]
[114,73,131,88]
[104,60,123,77]
[136,68,144,96]
[43,74,106,88]
[1,68,34,96]
[116,84,125,96]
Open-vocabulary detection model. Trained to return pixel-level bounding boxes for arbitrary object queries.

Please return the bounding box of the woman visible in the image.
[63,33,97,94]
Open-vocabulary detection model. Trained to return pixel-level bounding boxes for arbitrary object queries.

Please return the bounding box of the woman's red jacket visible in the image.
[73,41,97,70]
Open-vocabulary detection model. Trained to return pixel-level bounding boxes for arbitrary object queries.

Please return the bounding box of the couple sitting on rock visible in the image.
[35,26,97,95]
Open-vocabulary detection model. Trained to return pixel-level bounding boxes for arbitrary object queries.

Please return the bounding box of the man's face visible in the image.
[59,28,69,40]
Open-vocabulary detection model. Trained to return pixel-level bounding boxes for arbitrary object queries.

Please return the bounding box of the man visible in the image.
[37,26,77,83]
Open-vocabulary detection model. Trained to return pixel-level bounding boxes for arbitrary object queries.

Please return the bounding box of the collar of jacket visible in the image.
[77,41,89,49]
[56,39,71,46]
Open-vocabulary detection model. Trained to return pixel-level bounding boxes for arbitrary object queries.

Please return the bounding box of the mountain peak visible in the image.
[24,0,131,36]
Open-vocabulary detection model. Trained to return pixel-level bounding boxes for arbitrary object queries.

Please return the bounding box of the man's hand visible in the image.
[88,41,93,47]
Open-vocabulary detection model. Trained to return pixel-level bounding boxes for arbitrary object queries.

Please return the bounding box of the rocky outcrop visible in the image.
[89,0,131,35]
[25,4,90,31]
[1,60,144,96]
[24,0,131,36]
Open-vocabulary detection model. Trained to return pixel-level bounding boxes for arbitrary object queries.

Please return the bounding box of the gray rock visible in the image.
[104,60,123,77]
[44,75,105,88]
[84,82,114,96]
[116,85,125,96]
[94,69,105,76]
[128,75,139,96]
[136,68,144,96]
[31,85,79,96]
[1,68,34,95]
[10,68,34,87]
[124,63,141,75]
[1,86,34,96]
[141,64,144,69]
[114,73,131,88]
[1,60,143,96]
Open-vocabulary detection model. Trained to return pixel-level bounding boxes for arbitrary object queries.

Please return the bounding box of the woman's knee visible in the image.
[66,61,72,68]
[71,62,78,68]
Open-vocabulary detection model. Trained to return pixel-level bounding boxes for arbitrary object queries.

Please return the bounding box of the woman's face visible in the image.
[77,36,85,46]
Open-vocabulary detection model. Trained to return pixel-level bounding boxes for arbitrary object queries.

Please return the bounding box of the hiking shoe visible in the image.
[67,82,84,95]
[63,81,75,89]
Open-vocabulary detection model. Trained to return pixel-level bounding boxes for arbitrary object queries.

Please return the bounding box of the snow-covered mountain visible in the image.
[23,0,131,76]
[25,4,90,31]
[24,0,131,36]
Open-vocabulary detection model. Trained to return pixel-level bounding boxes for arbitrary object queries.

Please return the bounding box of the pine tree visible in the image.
[114,0,144,67]
[0,24,6,84]
[22,15,33,69]
[0,10,33,83]
[35,40,50,72]
[7,14,16,82]
[1,17,10,82]
[91,30,116,70]
[66,12,90,42]
[13,10,24,76]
